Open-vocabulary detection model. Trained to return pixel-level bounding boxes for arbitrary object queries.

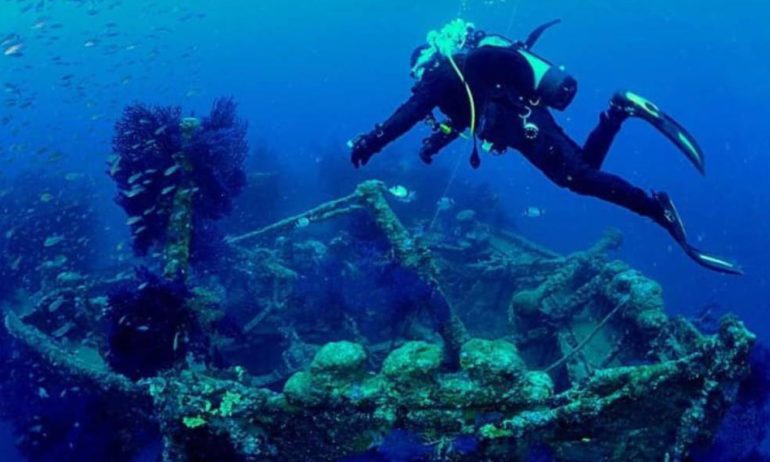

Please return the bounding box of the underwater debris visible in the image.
[228,180,469,363]
[0,182,759,461]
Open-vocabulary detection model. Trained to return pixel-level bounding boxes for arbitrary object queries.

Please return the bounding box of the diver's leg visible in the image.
[582,108,626,170]
[522,144,741,274]
[522,143,660,220]
[560,160,662,221]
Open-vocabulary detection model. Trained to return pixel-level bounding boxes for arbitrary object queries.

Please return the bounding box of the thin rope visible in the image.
[505,0,521,36]
[544,295,631,373]
[428,144,465,231]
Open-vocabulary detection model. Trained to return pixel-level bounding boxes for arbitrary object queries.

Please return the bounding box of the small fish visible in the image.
[44,235,65,247]
[41,255,68,269]
[163,164,180,176]
[126,216,142,226]
[128,172,143,184]
[83,39,98,48]
[40,193,54,203]
[134,226,148,235]
[154,125,167,136]
[136,325,150,332]
[123,185,145,198]
[522,206,546,218]
[4,43,23,57]
[56,272,84,283]
[48,297,66,313]
[64,172,84,181]
[161,185,176,195]
[436,196,455,212]
[295,217,311,229]
[388,185,417,203]
[108,155,121,176]
[388,185,409,199]
[52,323,74,338]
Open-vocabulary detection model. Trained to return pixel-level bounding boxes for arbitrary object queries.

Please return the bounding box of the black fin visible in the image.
[686,246,744,276]
[524,19,562,50]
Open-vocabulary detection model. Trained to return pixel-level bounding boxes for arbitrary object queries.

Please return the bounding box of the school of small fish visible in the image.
[1,0,208,173]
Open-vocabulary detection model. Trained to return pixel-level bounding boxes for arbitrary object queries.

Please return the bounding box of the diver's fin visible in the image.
[654,192,743,275]
[654,191,688,243]
[685,246,744,275]
[612,91,706,175]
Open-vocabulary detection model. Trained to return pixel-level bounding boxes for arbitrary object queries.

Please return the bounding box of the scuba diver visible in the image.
[348,19,742,275]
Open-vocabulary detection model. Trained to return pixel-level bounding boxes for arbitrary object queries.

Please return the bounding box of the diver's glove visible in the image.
[419,124,461,165]
[348,134,377,168]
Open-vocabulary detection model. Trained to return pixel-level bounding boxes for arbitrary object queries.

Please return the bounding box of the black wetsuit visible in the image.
[351,45,663,226]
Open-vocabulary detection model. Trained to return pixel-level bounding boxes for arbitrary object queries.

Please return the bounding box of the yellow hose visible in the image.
[447,54,476,137]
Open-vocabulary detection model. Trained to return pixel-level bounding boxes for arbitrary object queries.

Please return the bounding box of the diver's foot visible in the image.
[653,192,743,275]
[653,192,687,244]
[612,90,706,175]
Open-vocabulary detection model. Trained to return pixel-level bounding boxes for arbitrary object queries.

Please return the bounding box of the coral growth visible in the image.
[0,181,762,461]
[106,268,205,379]
[110,98,247,264]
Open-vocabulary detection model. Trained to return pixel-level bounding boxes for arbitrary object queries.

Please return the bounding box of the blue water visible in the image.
[2,0,769,460]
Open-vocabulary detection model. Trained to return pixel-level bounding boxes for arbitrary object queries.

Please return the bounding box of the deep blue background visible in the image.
[2,1,769,460]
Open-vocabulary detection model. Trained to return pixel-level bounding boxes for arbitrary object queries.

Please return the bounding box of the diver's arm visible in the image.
[419,122,461,164]
[350,85,437,168]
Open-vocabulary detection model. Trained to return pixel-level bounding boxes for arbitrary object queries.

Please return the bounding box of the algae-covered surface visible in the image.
[0,179,758,461]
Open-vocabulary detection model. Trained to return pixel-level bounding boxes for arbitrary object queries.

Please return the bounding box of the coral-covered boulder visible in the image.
[382,341,443,383]
[311,341,367,382]
[460,339,525,383]
[284,341,367,406]
[606,269,667,333]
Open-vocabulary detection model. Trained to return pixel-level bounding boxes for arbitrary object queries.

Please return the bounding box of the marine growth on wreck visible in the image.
[0,97,761,461]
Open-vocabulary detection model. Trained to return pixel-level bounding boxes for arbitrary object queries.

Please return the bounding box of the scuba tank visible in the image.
[479,20,577,111]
